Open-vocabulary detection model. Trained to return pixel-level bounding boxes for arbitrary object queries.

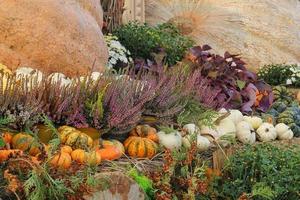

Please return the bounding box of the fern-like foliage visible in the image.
[177,99,218,128]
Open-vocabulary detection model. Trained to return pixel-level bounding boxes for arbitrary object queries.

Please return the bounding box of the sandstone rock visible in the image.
[145,0,300,71]
[83,172,145,200]
[0,0,108,77]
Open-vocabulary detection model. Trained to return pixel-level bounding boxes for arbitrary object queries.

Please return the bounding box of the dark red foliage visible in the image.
[186,45,273,112]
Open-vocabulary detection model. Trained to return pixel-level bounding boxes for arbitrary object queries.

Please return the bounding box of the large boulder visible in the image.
[83,172,145,200]
[145,0,300,70]
[0,0,108,77]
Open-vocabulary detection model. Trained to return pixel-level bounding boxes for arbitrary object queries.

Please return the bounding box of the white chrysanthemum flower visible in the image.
[286,79,292,85]
[105,35,132,68]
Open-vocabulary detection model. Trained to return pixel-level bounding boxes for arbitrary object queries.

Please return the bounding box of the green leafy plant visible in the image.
[258,64,300,86]
[209,143,300,199]
[113,22,194,66]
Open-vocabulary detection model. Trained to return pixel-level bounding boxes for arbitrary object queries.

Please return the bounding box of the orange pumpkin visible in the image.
[130,125,159,142]
[0,150,23,162]
[12,133,34,151]
[58,126,93,150]
[50,152,72,169]
[123,136,158,159]
[100,139,125,154]
[2,132,13,145]
[71,149,86,164]
[86,151,101,166]
[97,146,122,161]
[61,145,73,155]
[28,143,41,156]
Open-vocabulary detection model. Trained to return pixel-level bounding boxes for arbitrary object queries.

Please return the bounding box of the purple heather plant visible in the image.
[103,70,160,133]
[0,73,44,130]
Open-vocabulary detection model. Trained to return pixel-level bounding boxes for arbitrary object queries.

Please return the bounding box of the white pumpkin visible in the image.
[157,131,182,150]
[275,123,294,140]
[183,123,200,135]
[243,116,263,130]
[256,123,277,142]
[216,118,236,137]
[229,109,244,124]
[236,121,256,144]
[196,135,210,152]
[182,134,210,151]
[228,109,244,125]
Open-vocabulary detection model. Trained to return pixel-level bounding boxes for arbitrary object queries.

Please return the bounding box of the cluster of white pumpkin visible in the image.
[156,108,295,152]
[7,67,104,87]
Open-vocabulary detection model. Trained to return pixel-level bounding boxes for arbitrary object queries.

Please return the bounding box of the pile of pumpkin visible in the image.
[154,108,297,153]
[0,124,162,169]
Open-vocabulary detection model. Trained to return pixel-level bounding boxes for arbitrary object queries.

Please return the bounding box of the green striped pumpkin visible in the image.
[123,136,158,159]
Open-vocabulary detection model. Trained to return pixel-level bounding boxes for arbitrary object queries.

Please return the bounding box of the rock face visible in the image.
[0,0,108,77]
[145,0,300,70]
[83,172,145,200]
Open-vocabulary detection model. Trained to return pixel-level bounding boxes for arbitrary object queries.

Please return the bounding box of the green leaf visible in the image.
[236,80,246,90]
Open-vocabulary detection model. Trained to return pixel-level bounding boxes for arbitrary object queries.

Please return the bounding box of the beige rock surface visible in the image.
[145,0,300,70]
[83,172,145,200]
[0,0,108,77]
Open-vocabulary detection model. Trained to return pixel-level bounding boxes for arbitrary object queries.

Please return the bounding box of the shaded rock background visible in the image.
[145,0,300,70]
[0,0,108,77]
[83,172,145,200]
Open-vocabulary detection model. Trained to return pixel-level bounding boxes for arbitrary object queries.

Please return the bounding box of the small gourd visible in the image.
[12,133,34,151]
[275,123,294,140]
[196,135,211,151]
[50,152,72,169]
[216,118,236,137]
[61,145,73,154]
[182,134,210,151]
[85,151,101,166]
[99,139,125,154]
[129,125,159,143]
[123,136,158,158]
[71,149,86,164]
[243,116,263,129]
[58,126,93,150]
[236,121,256,144]
[97,146,122,161]
[227,109,244,125]
[256,123,277,142]
[1,132,13,145]
[182,124,200,135]
[157,130,182,150]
